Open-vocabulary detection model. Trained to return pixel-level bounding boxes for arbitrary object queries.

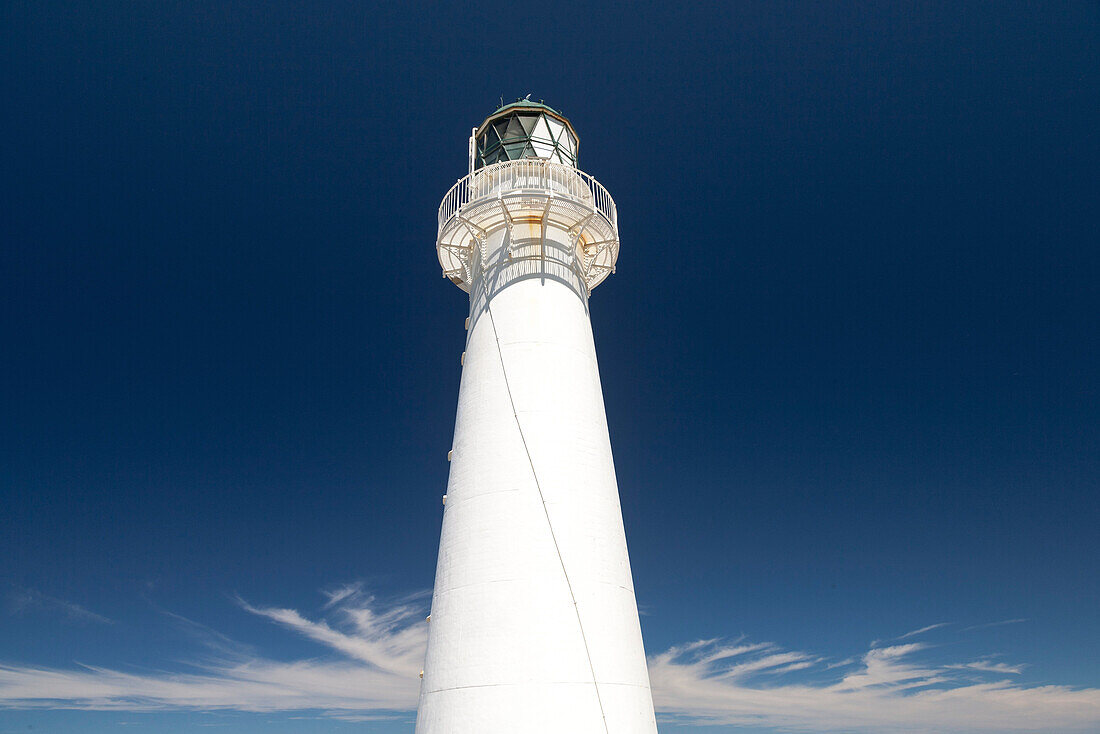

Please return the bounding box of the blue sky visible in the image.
[1,2,1098,732]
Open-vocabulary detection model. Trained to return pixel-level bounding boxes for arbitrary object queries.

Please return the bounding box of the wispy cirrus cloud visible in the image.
[870,622,951,648]
[897,622,952,640]
[0,586,423,714]
[4,588,113,625]
[962,618,1029,632]
[946,659,1025,675]
[235,584,427,677]
[650,639,1100,732]
[0,588,1098,733]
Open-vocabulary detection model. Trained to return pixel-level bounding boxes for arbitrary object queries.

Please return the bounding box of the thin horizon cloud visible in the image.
[1,586,1097,733]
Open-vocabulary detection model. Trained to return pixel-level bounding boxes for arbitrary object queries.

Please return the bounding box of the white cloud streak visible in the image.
[962,618,1029,632]
[236,595,423,676]
[5,588,113,625]
[897,622,952,640]
[0,589,1097,733]
[870,622,951,648]
[650,640,1100,733]
[0,586,424,715]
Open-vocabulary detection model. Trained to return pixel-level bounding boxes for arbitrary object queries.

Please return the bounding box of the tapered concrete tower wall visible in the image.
[417,102,657,734]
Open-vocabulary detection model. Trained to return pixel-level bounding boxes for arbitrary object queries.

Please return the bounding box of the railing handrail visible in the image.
[438,159,617,235]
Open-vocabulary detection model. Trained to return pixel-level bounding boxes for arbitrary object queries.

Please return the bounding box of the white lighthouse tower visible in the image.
[416,100,658,734]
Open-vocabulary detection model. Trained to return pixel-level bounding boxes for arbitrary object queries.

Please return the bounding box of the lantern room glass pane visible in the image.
[531,139,555,158]
[518,114,539,135]
[533,115,555,142]
[546,118,564,141]
[504,116,526,140]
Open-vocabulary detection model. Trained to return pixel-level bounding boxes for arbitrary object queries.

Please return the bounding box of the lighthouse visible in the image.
[417,100,658,734]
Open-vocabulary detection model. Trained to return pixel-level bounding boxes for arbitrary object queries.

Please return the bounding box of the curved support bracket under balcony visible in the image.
[437,160,619,293]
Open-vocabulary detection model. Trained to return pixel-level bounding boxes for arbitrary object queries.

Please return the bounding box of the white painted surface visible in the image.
[417,198,657,732]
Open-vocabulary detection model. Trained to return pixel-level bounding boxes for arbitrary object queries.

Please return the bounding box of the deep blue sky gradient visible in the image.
[1,2,1098,731]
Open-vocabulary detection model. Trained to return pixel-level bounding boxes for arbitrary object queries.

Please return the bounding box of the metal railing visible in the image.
[438,159,617,234]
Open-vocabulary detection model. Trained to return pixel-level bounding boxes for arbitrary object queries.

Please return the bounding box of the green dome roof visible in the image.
[491,98,564,116]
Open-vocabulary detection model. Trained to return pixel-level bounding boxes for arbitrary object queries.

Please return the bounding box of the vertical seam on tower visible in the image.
[484,301,611,734]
